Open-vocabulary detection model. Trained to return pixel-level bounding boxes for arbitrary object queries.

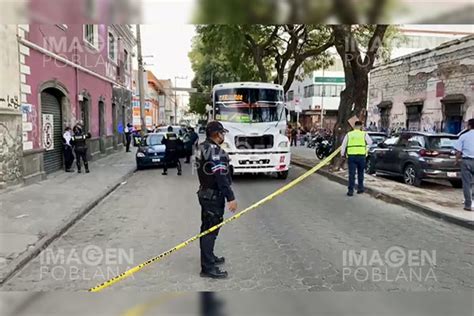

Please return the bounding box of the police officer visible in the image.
[341,121,372,196]
[196,121,238,279]
[161,126,183,176]
[71,122,92,173]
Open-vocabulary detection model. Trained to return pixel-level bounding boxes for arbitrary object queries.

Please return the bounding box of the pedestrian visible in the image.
[341,121,373,196]
[196,121,238,279]
[455,118,474,211]
[290,125,298,146]
[71,122,91,173]
[161,125,183,176]
[184,127,199,164]
[124,123,133,152]
[62,127,74,172]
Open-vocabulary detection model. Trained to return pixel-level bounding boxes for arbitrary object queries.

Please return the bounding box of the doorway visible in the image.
[99,101,106,154]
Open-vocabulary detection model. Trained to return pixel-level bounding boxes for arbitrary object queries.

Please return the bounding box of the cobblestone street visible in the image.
[3,163,473,292]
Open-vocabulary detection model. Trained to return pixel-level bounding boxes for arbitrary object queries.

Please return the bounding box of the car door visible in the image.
[374,136,399,171]
[384,134,411,173]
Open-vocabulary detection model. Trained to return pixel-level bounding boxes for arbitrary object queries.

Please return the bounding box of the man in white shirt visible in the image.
[455,118,474,211]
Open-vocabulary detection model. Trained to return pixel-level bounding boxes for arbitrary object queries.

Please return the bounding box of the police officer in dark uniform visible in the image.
[161,126,183,176]
[196,121,238,279]
[71,123,91,173]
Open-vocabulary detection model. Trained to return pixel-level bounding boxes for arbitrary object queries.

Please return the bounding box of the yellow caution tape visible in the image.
[89,147,342,292]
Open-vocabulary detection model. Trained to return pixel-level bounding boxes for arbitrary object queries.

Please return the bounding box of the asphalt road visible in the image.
[2,162,473,292]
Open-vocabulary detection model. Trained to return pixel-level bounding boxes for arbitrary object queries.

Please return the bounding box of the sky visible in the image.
[140,24,196,89]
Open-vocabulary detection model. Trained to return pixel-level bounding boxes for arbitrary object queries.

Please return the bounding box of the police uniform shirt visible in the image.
[196,139,235,202]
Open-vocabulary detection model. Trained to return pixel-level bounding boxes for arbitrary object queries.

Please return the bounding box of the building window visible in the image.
[287,90,294,101]
[85,0,98,19]
[124,49,129,71]
[108,32,117,62]
[84,24,99,49]
[304,85,315,98]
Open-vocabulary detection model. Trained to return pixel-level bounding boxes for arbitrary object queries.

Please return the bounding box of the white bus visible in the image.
[212,82,291,179]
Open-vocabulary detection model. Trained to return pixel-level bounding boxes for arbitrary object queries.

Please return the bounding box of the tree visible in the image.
[191,25,334,93]
[187,34,257,115]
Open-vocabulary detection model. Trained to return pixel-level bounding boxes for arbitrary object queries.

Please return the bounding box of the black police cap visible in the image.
[206,121,229,135]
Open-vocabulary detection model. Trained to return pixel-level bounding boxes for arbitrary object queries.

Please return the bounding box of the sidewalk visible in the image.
[0,151,136,283]
[291,146,473,229]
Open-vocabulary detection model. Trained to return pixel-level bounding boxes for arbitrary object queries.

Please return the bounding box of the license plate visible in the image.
[152,158,161,162]
[447,172,457,178]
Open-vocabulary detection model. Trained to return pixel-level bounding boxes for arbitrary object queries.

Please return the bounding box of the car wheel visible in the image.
[403,164,422,187]
[366,156,376,174]
[136,164,143,171]
[449,180,462,188]
[277,170,289,180]
[315,148,324,160]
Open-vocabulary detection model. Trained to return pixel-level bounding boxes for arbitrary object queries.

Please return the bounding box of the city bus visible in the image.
[212,82,291,179]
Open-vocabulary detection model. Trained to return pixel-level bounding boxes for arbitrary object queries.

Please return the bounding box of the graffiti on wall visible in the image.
[0,95,20,110]
[420,114,441,133]
[0,121,23,186]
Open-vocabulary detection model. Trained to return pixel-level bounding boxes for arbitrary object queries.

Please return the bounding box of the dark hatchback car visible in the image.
[367,132,461,188]
[136,133,169,170]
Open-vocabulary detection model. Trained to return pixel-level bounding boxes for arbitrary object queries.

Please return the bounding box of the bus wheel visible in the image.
[277,170,289,180]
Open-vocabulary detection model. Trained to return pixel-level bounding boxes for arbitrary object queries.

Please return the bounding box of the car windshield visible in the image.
[370,135,387,144]
[214,88,284,123]
[144,134,164,146]
[428,136,457,150]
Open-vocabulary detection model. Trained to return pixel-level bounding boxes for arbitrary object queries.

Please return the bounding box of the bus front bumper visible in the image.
[229,151,291,174]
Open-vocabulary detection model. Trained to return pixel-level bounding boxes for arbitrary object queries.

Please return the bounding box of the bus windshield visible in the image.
[214,88,284,123]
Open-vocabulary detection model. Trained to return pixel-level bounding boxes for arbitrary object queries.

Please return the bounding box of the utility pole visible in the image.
[174,77,177,125]
[136,24,147,135]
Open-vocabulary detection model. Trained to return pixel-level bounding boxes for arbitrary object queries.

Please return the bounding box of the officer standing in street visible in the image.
[161,126,183,176]
[196,121,238,279]
[72,122,92,173]
[341,121,372,196]
[455,118,474,211]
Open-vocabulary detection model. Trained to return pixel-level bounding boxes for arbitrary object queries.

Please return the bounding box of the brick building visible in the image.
[368,35,474,134]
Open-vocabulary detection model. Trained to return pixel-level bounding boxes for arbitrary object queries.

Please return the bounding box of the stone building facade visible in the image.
[0,25,23,189]
[368,35,474,134]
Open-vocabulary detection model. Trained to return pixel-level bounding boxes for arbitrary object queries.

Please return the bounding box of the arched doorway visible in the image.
[41,88,64,174]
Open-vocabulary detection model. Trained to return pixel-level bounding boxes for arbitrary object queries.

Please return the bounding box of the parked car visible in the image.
[367,132,461,188]
[136,133,169,170]
[367,132,388,148]
[365,132,388,170]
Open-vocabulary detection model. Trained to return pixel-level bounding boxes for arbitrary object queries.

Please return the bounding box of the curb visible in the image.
[0,168,136,286]
[292,159,474,230]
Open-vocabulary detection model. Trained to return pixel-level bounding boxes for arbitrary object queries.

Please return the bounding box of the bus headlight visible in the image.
[278,141,289,148]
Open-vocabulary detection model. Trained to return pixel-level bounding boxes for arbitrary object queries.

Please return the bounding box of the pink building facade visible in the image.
[19,23,136,182]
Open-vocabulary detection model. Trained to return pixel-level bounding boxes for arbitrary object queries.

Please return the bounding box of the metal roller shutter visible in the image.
[41,91,63,174]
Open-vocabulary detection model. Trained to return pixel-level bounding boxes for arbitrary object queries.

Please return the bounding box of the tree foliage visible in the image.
[189,25,334,94]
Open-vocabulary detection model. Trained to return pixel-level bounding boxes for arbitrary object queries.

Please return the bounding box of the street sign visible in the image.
[314,77,345,83]
[295,105,302,113]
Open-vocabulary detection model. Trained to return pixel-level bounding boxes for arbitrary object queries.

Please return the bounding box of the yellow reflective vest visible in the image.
[347,130,367,156]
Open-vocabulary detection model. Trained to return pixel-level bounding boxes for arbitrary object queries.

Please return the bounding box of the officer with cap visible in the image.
[195,121,238,278]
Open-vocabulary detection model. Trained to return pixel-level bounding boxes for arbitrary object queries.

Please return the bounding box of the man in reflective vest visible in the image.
[341,121,373,196]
